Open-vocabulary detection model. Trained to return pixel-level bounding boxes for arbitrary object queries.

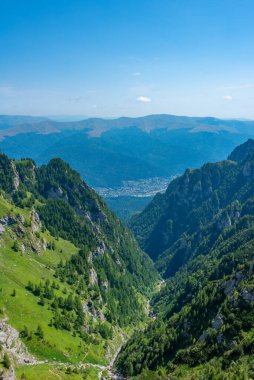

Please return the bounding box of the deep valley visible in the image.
[0,127,254,380]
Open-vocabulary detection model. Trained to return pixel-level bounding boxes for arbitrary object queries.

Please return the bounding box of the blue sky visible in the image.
[1,0,254,118]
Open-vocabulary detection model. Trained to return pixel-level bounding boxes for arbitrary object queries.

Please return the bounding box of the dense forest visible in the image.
[117,139,254,378]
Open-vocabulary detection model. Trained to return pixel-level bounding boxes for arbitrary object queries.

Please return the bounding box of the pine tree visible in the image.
[36,325,44,340]
[38,296,45,306]
[20,325,29,338]
[2,352,11,369]
[12,241,19,252]
[65,294,74,311]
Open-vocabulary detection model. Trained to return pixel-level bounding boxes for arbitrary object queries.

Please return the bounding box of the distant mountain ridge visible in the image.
[1,114,254,191]
[1,114,254,138]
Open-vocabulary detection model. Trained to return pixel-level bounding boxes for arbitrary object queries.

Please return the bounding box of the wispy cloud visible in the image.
[222,95,233,101]
[132,72,141,76]
[136,96,152,103]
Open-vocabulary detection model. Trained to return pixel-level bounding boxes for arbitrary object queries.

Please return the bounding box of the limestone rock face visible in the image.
[0,216,16,235]
[11,162,19,190]
[212,312,223,331]
[17,214,25,225]
[90,267,98,285]
[30,208,41,233]
[47,186,68,201]
[0,223,5,234]
[0,319,46,366]
[42,238,47,250]
[241,289,254,302]
[0,367,15,380]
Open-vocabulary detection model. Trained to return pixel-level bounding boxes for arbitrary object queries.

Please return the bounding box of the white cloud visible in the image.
[132,72,141,76]
[222,95,233,101]
[136,96,152,103]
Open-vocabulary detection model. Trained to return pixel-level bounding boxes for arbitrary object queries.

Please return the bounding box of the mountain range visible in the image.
[1,114,254,189]
[1,113,254,221]
[1,130,254,379]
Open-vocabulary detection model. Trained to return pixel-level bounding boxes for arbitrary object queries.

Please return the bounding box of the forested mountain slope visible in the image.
[0,153,158,379]
[131,139,254,273]
[118,139,254,379]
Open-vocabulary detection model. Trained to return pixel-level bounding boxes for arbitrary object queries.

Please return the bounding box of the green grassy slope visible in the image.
[0,153,159,379]
[0,196,109,366]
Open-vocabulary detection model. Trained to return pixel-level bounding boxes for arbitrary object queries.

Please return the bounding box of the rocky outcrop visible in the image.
[0,224,5,234]
[47,186,68,201]
[30,239,43,254]
[30,208,41,233]
[0,216,16,234]
[0,367,15,380]
[222,271,245,297]
[93,242,106,257]
[0,319,45,365]
[240,289,254,302]
[42,238,47,250]
[90,267,98,285]
[11,162,19,190]
[17,214,25,225]
[222,278,237,296]
[212,312,223,331]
